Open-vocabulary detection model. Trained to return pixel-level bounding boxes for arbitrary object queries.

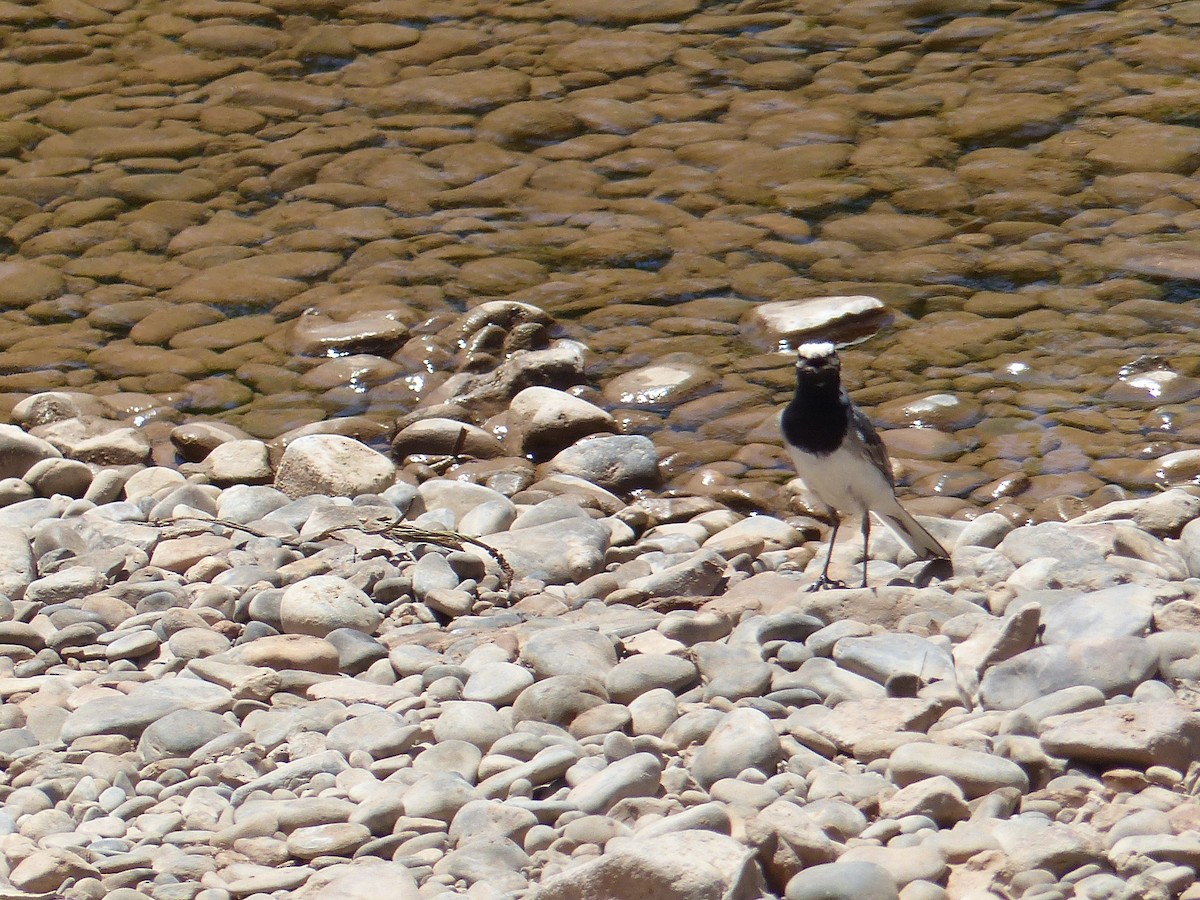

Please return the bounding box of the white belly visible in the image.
[785,445,898,517]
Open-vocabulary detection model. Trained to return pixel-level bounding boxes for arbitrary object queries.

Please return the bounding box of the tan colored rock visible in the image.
[205,439,273,486]
[506,386,615,461]
[240,634,341,674]
[150,535,235,574]
[740,296,888,350]
[275,434,396,499]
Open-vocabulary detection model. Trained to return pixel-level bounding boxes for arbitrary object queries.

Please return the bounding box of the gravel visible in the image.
[2,385,1200,900]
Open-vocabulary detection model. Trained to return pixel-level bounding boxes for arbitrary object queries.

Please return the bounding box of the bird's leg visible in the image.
[860,514,871,589]
[808,514,847,591]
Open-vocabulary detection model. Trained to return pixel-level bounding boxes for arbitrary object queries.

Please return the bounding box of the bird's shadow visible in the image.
[887,556,953,589]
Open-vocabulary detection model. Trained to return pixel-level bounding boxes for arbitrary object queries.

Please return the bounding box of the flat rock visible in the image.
[479,516,610,585]
[977,637,1158,709]
[888,742,1029,798]
[741,296,889,351]
[1039,584,1154,644]
[1038,701,1200,772]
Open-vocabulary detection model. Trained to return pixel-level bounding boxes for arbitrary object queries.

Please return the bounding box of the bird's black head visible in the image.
[795,341,841,386]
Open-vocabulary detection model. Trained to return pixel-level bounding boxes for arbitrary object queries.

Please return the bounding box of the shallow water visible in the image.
[1,0,1199,520]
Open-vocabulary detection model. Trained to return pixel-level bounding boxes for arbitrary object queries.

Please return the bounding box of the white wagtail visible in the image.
[782,341,948,590]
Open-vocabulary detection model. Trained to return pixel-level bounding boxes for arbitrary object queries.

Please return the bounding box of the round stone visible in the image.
[278,575,383,637]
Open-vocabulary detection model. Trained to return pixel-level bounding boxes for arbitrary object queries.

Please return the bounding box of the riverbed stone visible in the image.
[275,434,397,499]
[278,575,383,637]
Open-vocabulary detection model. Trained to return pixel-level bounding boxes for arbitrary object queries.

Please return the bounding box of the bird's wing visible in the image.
[845,394,896,486]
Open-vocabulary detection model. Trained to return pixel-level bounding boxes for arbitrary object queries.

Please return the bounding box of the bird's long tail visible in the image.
[875,503,948,559]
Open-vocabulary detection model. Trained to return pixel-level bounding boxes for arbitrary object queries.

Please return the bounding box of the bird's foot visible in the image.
[806,575,847,592]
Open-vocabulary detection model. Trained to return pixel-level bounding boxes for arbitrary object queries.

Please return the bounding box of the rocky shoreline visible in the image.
[1,305,1200,900]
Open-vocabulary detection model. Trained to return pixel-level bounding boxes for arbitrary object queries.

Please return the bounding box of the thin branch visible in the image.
[155,515,514,590]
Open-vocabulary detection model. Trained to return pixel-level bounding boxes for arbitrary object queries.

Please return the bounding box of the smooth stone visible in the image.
[217,484,291,523]
[786,860,900,900]
[0,424,62,479]
[391,418,506,459]
[239,633,340,674]
[506,386,616,460]
[203,439,273,486]
[566,752,663,814]
[138,708,240,762]
[601,354,719,411]
[624,549,726,598]
[432,700,511,750]
[411,479,515,527]
[274,434,396,499]
[415,739,482,782]
[837,843,947,888]
[479,517,610,585]
[463,661,534,705]
[888,742,1029,798]
[402,772,479,823]
[1039,584,1154,644]
[832,633,956,686]
[278,575,383,637]
[326,710,419,759]
[543,434,660,491]
[231,750,350,804]
[1039,701,1200,772]
[878,775,970,826]
[521,626,617,680]
[977,637,1158,709]
[411,551,460,600]
[9,848,98,893]
[62,695,185,744]
[605,653,698,703]
[692,707,781,789]
[536,828,764,900]
[287,822,371,859]
[511,674,607,727]
[0,526,35,599]
[741,295,889,351]
[693,642,772,701]
[305,861,421,900]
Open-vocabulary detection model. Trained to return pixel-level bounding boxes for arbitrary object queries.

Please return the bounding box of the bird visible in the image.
[781,341,948,590]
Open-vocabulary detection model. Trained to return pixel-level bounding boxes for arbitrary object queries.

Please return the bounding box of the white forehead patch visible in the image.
[797,341,836,360]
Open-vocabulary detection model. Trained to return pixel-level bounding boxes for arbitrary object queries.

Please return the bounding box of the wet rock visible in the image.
[543,434,660,491]
[391,418,507,459]
[602,354,719,410]
[506,386,616,461]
